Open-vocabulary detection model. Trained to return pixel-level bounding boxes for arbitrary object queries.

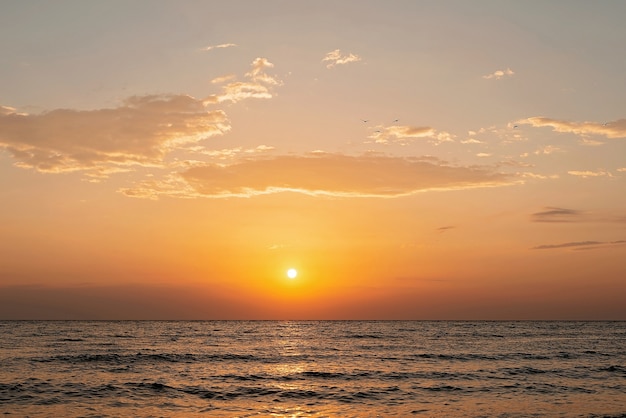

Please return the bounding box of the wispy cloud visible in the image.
[530,206,626,224]
[245,57,281,85]
[461,138,485,144]
[534,145,561,155]
[530,207,583,223]
[568,170,612,178]
[211,74,237,84]
[482,68,514,80]
[322,49,362,69]
[531,240,626,250]
[197,145,275,159]
[170,154,512,199]
[368,125,454,145]
[1,106,22,116]
[516,117,626,139]
[519,172,559,180]
[205,58,282,103]
[201,43,237,51]
[437,226,456,233]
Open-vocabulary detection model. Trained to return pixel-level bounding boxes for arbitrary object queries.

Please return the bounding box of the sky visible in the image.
[1,0,625,320]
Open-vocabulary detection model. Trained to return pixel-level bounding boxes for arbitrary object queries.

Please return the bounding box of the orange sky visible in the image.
[1,1,625,319]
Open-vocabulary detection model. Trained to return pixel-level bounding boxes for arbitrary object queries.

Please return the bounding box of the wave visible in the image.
[31,352,259,365]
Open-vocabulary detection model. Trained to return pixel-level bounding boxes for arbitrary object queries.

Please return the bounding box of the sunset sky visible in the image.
[1,1,625,319]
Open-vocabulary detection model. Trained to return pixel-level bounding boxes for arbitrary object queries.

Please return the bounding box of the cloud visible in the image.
[461,138,485,144]
[519,172,559,180]
[198,144,275,159]
[211,74,237,84]
[246,57,281,85]
[530,206,626,224]
[0,95,230,177]
[172,153,512,199]
[201,43,237,51]
[531,240,626,250]
[205,58,282,103]
[516,117,626,139]
[482,68,514,80]
[119,172,200,200]
[0,58,281,179]
[322,49,362,69]
[437,226,456,233]
[530,207,583,223]
[1,106,20,116]
[568,170,612,178]
[368,125,454,145]
[534,145,561,155]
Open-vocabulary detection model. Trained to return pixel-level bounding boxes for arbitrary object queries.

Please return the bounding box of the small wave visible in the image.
[218,373,267,382]
[278,389,323,400]
[523,383,595,395]
[504,366,547,375]
[601,365,626,374]
[300,371,346,379]
[32,351,262,365]
[421,384,464,392]
[34,396,63,405]
[344,334,383,339]
[126,382,175,392]
[183,385,282,400]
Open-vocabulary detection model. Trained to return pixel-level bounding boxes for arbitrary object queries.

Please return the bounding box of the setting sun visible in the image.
[287,268,297,279]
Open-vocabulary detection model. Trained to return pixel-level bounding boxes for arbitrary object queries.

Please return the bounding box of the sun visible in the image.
[287,268,297,279]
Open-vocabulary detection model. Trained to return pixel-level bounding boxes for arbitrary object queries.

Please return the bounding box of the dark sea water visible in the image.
[0,321,625,417]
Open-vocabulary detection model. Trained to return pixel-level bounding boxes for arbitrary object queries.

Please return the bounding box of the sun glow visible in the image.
[287,268,297,279]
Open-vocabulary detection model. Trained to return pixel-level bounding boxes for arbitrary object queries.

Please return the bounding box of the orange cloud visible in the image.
[201,43,237,51]
[205,58,282,103]
[368,125,454,145]
[176,153,511,198]
[482,68,514,80]
[0,95,229,177]
[0,58,282,179]
[568,170,612,178]
[516,117,626,139]
[322,49,362,69]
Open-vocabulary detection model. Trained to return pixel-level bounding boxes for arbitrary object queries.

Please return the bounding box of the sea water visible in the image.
[0,321,624,417]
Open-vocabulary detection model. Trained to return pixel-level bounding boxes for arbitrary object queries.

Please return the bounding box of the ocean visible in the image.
[0,321,624,417]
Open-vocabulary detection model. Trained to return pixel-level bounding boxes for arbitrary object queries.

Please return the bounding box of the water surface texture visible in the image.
[1,321,625,417]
